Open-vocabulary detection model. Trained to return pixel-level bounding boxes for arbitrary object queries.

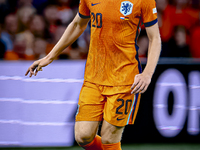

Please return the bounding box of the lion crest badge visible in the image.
[120,1,133,16]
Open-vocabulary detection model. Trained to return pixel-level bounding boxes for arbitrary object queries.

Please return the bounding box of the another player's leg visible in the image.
[75,121,103,150]
[101,84,141,150]
[101,120,124,150]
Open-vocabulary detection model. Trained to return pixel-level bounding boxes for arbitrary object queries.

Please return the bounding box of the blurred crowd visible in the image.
[138,0,200,58]
[0,0,89,60]
[0,0,199,60]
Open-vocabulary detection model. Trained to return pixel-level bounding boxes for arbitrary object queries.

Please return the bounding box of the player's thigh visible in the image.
[75,121,100,145]
[101,120,124,144]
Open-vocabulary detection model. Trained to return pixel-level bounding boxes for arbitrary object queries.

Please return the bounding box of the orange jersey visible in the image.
[79,0,158,86]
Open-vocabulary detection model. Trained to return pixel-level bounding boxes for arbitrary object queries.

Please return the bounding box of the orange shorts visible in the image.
[76,81,141,127]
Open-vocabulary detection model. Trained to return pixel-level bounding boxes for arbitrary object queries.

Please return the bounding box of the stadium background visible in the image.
[0,0,200,149]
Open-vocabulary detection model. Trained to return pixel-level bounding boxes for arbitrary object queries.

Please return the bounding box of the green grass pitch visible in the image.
[1,144,200,150]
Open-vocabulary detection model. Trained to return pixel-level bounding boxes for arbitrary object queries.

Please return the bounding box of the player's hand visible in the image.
[25,57,53,77]
[131,73,151,94]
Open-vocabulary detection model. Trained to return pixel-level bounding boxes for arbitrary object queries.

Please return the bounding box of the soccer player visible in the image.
[25,0,161,149]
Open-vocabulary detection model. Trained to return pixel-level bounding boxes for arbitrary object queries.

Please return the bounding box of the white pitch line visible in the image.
[0,141,20,145]
[0,98,78,104]
[0,119,74,126]
[0,76,84,83]
[156,83,186,86]
[189,85,200,89]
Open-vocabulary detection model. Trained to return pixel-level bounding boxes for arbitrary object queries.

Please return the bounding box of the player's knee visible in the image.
[101,134,123,144]
[101,135,113,144]
[101,121,124,144]
[75,132,94,146]
[101,130,115,144]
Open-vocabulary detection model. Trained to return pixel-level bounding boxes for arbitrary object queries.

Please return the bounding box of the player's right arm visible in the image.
[25,13,90,77]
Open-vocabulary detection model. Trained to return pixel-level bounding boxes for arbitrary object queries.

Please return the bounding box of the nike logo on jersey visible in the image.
[117,117,125,121]
[91,3,100,6]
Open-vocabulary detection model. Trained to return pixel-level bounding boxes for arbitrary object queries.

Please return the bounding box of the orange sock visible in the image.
[102,142,122,150]
[81,135,103,150]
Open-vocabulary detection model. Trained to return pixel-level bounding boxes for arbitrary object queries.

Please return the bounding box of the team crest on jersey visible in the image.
[120,1,133,16]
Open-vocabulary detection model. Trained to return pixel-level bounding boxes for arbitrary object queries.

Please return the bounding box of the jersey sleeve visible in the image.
[141,0,158,27]
[79,0,90,19]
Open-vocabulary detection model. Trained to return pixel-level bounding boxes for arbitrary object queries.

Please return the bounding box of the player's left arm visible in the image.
[131,22,161,94]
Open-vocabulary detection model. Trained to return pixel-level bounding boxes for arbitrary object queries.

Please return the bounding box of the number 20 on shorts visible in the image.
[116,99,133,115]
